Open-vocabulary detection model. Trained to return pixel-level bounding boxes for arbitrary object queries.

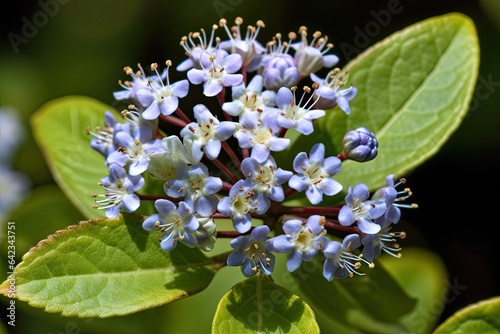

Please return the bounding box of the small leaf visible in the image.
[432,297,500,334]
[0,213,219,317]
[282,13,480,198]
[30,96,121,218]
[212,275,320,334]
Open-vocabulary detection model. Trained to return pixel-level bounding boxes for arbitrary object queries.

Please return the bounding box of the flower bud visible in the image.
[342,127,378,162]
[263,54,300,90]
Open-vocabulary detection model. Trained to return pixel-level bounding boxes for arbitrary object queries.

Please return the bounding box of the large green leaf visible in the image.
[282,13,479,199]
[291,254,417,333]
[212,275,320,334]
[433,297,500,334]
[0,213,219,317]
[30,96,120,218]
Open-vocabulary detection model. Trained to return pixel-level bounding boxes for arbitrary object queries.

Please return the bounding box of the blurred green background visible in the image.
[1,0,499,333]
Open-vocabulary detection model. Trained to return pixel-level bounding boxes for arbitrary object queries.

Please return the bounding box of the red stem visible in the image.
[217,89,226,108]
[212,213,230,219]
[136,193,179,202]
[221,141,241,169]
[174,107,192,124]
[284,187,297,198]
[159,114,187,128]
[221,180,233,192]
[324,220,361,234]
[278,206,341,215]
[336,152,347,161]
[217,231,242,238]
[211,157,240,184]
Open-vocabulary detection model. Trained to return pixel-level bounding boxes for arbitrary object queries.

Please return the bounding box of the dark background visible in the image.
[1,0,499,332]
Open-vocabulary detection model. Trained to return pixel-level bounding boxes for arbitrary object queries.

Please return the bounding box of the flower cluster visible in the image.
[88,17,416,281]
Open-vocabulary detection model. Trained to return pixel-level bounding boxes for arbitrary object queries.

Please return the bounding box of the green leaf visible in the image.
[0,213,219,317]
[379,247,449,334]
[212,275,320,334]
[30,96,121,218]
[433,297,500,334]
[292,255,416,333]
[283,13,479,198]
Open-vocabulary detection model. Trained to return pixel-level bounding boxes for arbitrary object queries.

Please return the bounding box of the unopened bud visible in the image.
[342,127,378,162]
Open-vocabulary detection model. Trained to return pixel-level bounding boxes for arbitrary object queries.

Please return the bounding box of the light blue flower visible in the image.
[290,27,339,78]
[234,110,290,163]
[118,104,159,139]
[275,86,326,135]
[338,183,386,234]
[164,162,222,217]
[94,163,144,218]
[180,104,236,162]
[288,143,342,204]
[135,61,189,120]
[187,49,243,97]
[107,125,164,176]
[227,225,274,277]
[113,64,166,101]
[310,68,357,113]
[222,74,276,128]
[217,179,269,233]
[142,199,199,251]
[268,215,329,272]
[338,185,384,233]
[88,111,120,158]
[240,156,292,202]
[177,26,219,71]
[218,17,266,68]
[361,217,406,262]
[371,175,418,224]
[361,176,416,261]
[323,234,373,280]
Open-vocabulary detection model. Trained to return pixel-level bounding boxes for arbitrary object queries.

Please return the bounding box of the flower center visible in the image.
[351,197,370,219]
[252,166,274,192]
[121,140,146,162]
[154,86,174,103]
[241,92,261,109]
[296,229,313,249]
[245,242,272,272]
[254,128,272,145]
[186,173,205,197]
[233,193,250,215]
[304,163,327,184]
